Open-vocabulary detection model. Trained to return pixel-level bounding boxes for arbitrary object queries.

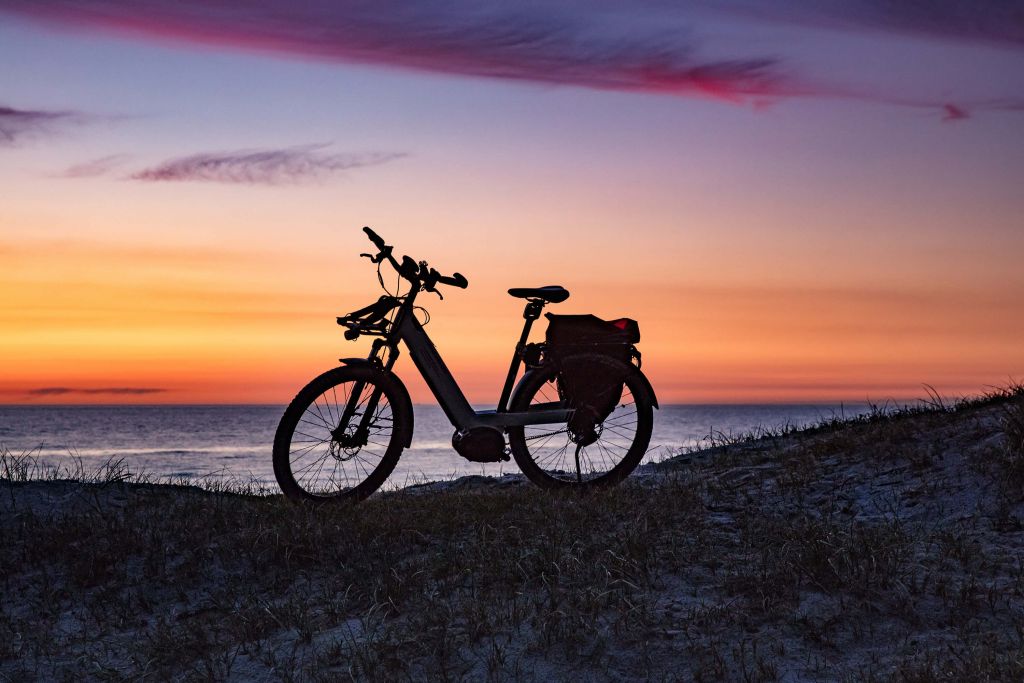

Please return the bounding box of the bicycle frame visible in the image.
[339,288,570,443]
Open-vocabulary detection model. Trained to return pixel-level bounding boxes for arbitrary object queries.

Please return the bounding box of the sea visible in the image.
[0,403,874,491]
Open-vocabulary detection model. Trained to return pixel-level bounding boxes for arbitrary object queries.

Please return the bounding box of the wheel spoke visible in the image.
[509,359,650,487]
[276,372,403,500]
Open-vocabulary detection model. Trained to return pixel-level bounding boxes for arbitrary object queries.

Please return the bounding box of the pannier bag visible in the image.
[544,314,640,441]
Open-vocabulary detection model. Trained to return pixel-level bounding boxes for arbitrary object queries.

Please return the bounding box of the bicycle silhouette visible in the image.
[273,227,658,502]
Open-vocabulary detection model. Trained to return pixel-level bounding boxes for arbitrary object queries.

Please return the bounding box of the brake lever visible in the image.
[421,267,442,299]
[361,246,392,264]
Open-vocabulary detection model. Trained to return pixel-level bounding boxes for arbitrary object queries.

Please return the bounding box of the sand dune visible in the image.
[2,389,1023,680]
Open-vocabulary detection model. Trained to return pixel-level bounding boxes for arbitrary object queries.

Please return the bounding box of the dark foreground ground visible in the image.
[2,389,1024,681]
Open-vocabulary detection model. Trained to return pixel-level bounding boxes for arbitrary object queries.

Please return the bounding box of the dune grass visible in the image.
[2,385,1024,680]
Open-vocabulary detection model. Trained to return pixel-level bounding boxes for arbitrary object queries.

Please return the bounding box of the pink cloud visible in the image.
[57,154,131,177]
[1,1,1020,118]
[0,2,787,103]
[129,145,405,185]
[1,104,83,145]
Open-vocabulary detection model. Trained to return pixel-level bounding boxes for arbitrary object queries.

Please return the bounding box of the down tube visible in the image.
[398,315,476,428]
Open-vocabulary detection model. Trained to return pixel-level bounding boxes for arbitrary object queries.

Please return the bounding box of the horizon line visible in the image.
[0,397,954,408]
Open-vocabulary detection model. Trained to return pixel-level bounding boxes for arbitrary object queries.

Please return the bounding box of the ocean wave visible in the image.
[17,445,269,458]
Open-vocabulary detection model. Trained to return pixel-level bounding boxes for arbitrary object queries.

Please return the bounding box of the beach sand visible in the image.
[3,391,1023,680]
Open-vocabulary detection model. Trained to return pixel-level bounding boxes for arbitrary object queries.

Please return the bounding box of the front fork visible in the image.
[333,339,396,448]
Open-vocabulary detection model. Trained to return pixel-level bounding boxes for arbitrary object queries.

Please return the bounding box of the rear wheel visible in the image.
[507,355,654,489]
[273,366,410,503]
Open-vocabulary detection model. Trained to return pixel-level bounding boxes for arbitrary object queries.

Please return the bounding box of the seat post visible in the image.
[522,298,544,324]
[497,299,545,412]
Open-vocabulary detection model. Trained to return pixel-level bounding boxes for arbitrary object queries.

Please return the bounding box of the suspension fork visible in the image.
[334,339,397,445]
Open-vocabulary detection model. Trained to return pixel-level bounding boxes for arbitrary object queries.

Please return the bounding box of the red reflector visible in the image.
[611,319,628,330]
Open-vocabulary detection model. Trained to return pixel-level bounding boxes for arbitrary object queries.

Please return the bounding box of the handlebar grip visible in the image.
[437,272,468,289]
[362,226,386,250]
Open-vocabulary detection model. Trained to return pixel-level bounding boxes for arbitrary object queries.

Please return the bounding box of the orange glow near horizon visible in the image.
[3,230,1021,406]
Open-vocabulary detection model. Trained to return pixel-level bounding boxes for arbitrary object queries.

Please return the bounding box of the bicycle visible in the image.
[273,227,658,502]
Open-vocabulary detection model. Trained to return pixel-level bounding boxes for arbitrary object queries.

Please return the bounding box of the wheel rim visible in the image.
[286,379,395,496]
[521,375,642,483]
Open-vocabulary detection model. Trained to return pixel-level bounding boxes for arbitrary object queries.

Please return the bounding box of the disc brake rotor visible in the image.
[328,440,360,461]
[330,414,369,461]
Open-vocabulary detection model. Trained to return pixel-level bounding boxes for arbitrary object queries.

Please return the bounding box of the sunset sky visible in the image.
[2,1,1023,404]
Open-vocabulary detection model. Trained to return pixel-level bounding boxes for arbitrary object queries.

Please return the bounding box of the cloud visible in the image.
[2,1,1021,116]
[0,104,82,146]
[711,0,1024,48]
[128,145,405,185]
[27,387,167,396]
[57,154,131,178]
[0,2,793,103]
[942,104,970,122]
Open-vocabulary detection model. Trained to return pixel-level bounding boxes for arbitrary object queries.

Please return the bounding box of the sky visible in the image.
[1,1,1023,405]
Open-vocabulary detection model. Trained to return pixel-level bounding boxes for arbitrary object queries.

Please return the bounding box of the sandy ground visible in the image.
[2,395,1023,681]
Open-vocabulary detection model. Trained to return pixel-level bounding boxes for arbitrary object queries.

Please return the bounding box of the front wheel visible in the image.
[507,356,654,490]
[273,366,411,503]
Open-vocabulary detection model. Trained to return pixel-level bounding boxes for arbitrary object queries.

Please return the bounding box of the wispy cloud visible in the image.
[0,3,784,102]
[27,387,167,396]
[0,104,83,146]
[712,0,1024,48]
[942,104,970,122]
[57,154,131,178]
[2,1,1021,117]
[128,145,405,185]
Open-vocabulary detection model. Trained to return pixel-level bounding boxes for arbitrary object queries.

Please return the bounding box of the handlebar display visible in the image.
[399,255,420,281]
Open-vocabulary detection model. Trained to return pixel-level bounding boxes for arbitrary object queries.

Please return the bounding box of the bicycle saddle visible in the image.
[507,285,570,303]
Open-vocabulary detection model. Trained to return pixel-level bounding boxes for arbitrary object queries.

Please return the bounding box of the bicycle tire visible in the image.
[273,366,411,503]
[507,354,654,490]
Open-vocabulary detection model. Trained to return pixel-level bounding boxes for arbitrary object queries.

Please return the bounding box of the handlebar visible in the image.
[361,226,469,294]
[436,272,468,289]
[363,226,386,251]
